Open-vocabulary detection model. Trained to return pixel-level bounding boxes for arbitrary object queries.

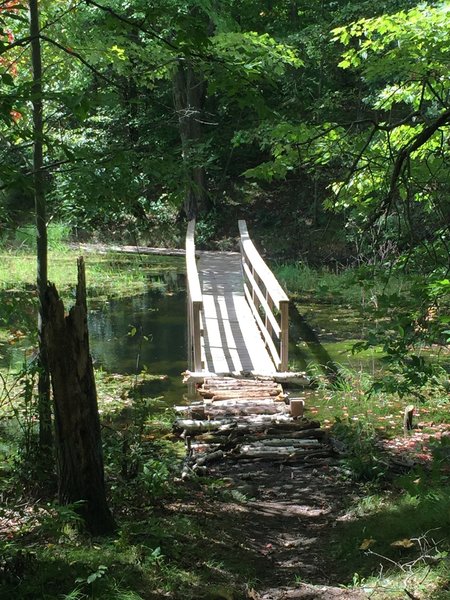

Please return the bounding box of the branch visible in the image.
[388,108,450,202]
[40,34,118,87]
[0,35,32,56]
[355,108,450,228]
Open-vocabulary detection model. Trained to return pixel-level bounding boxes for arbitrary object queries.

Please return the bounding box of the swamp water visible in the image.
[1,259,384,412]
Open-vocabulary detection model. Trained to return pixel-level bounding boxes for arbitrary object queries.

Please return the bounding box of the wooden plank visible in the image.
[198,251,276,374]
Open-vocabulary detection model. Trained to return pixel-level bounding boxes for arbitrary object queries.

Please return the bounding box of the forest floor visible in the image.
[170,458,367,600]
[161,414,450,600]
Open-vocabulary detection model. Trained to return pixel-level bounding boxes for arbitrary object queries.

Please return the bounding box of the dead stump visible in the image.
[45,257,115,535]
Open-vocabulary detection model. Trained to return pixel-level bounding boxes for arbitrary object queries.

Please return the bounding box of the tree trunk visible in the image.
[173,60,208,219]
[29,0,52,450]
[45,258,115,535]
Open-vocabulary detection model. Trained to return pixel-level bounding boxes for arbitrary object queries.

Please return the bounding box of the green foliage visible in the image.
[332,418,388,482]
[330,3,450,245]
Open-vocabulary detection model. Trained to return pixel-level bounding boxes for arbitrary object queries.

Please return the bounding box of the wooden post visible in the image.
[290,398,305,419]
[280,300,289,371]
[404,405,415,434]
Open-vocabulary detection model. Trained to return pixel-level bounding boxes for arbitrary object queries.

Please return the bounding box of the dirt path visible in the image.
[171,458,366,600]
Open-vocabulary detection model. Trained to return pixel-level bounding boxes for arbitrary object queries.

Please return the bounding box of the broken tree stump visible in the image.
[45,257,115,535]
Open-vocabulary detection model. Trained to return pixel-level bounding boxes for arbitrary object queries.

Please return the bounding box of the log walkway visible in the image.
[175,376,331,476]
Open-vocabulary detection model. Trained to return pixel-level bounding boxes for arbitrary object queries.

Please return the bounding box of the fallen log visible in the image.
[194,449,224,467]
[207,398,284,407]
[195,427,327,444]
[256,438,321,448]
[201,380,281,390]
[236,446,328,460]
[205,390,284,401]
[205,402,288,419]
[202,376,278,386]
[183,371,310,386]
[175,419,230,434]
[174,415,320,435]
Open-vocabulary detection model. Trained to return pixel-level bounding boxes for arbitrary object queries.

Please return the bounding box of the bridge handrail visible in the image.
[238,220,289,371]
[186,219,203,372]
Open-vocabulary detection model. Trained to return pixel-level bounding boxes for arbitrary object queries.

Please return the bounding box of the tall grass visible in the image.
[11,222,72,252]
[0,248,183,299]
[274,261,413,307]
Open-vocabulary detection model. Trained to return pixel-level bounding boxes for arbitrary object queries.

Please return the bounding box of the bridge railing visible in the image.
[238,220,289,371]
[186,219,203,372]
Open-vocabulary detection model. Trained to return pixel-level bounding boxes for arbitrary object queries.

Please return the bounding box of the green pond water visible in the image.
[289,299,383,374]
[2,288,375,410]
[4,259,441,411]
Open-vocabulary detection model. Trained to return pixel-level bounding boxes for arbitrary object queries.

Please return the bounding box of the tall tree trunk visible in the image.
[173,60,208,219]
[45,259,115,535]
[29,0,52,449]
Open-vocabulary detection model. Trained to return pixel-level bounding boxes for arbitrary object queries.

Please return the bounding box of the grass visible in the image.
[0,249,184,300]
[329,466,450,598]
[274,261,414,307]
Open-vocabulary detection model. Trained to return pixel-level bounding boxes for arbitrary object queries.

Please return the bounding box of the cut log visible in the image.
[206,390,284,401]
[174,416,320,436]
[257,439,321,448]
[207,398,286,409]
[221,428,327,444]
[205,402,288,417]
[183,371,310,386]
[290,398,305,418]
[201,379,280,389]
[236,446,328,460]
[194,449,224,466]
[175,419,227,434]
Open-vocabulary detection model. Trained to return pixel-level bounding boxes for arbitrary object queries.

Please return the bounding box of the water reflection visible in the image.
[89,289,187,378]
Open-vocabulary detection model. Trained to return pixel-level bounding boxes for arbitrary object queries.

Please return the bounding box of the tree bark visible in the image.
[45,258,115,535]
[173,60,208,219]
[29,0,52,450]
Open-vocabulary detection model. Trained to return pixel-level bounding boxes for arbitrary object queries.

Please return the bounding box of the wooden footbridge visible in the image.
[176,221,331,474]
[186,219,289,377]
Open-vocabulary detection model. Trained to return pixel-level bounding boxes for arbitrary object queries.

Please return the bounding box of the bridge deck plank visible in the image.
[198,251,275,375]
